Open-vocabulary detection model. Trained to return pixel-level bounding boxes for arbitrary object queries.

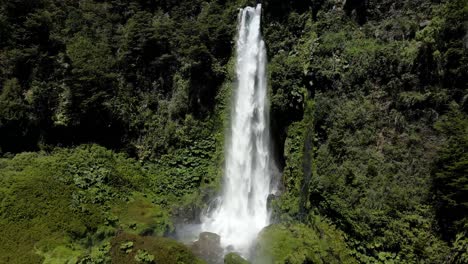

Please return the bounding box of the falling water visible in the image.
[201,4,274,256]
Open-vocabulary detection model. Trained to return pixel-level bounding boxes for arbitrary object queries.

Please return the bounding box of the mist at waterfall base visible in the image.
[175,4,277,258]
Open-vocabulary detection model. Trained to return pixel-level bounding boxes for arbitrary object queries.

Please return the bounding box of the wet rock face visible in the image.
[267,193,279,210]
[267,193,281,223]
[191,232,224,264]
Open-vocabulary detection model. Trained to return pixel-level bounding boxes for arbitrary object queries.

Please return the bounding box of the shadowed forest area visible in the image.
[0,0,467,263]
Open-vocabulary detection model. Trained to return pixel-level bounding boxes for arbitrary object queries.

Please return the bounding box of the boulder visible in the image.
[192,232,224,264]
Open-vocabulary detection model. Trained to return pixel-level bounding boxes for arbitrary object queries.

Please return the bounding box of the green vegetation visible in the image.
[253,220,356,264]
[265,0,467,263]
[224,253,250,264]
[110,233,205,264]
[0,0,239,157]
[0,145,173,263]
[0,0,467,263]
[434,105,468,239]
[133,249,154,263]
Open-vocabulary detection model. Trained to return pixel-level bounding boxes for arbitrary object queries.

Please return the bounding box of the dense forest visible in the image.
[0,0,467,263]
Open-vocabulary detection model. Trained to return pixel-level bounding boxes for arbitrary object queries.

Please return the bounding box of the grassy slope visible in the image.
[0,145,206,263]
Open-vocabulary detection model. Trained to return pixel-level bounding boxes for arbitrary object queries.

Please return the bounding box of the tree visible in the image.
[0,78,35,152]
[434,105,468,239]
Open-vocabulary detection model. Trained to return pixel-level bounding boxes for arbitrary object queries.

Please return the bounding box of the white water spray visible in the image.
[201,4,275,256]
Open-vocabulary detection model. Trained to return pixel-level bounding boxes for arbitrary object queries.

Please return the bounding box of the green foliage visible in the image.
[150,138,218,199]
[224,253,250,264]
[120,241,134,254]
[0,78,34,151]
[267,0,465,263]
[253,219,356,264]
[78,242,112,264]
[451,230,468,264]
[0,78,28,122]
[0,145,173,263]
[433,104,468,238]
[110,233,205,264]
[134,249,155,263]
[38,244,84,264]
[67,35,115,77]
[304,92,451,262]
[0,150,99,263]
[0,0,466,263]
[273,100,315,222]
[113,195,173,237]
[0,0,238,155]
[94,244,112,264]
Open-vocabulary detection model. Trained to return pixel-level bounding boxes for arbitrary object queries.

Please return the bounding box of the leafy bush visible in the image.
[134,249,154,263]
[120,241,134,254]
[253,220,356,264]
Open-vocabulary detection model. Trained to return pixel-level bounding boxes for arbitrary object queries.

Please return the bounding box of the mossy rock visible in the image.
[224,252,250,264]
[252,222,357,264]
[110,232,206,264]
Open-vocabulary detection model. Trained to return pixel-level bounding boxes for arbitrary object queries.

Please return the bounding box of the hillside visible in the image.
[0,0,467,263]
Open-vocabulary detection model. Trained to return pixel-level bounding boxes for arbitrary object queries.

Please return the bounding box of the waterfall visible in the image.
[201,4,274,257]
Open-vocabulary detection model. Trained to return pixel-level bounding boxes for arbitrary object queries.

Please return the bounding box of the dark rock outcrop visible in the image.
[192,232,224,264]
